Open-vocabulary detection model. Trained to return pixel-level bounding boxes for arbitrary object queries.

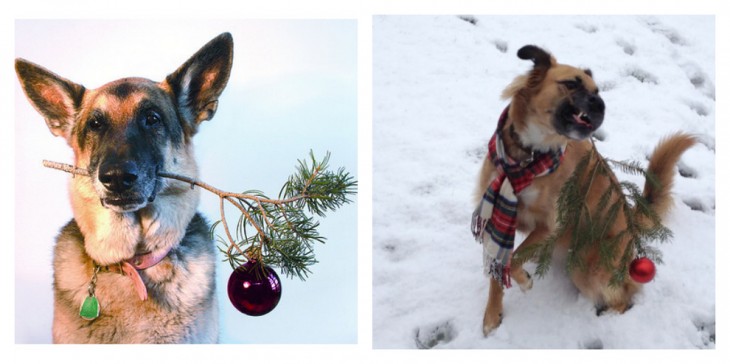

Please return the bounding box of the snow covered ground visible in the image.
[373,15,715,349]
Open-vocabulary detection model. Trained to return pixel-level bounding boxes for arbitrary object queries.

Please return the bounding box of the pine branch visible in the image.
[42,151,357,280]
[518,138,673,285]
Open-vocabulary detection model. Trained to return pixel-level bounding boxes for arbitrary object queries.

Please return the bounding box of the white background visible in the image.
[13,20,357,344]
[2,0,728,363]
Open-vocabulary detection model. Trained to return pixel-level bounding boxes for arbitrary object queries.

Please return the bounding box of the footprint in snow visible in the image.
[681,63,715,100]
[413,182,435,196]
[457,15,478,26]
[645,19,687,46]
[692,317,715,348]
[493,39,508,53]
[677,160,698,179]
[581,338,604,349]
[686,101,710,117]
[575,23,598,33]
[466,145,488,164]
[414,320,456,349]
[682,198,712,213]
[624,67,659,85]
[615,38,636,55]
[694,134,715,153]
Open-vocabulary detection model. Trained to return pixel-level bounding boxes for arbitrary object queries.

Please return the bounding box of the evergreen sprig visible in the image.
[42,152,357,281]
[512,140,672,285]
[213,151,357,280]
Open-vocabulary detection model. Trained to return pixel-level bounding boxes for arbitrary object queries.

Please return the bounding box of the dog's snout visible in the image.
[588,95,605,113]
[99,162,139,193]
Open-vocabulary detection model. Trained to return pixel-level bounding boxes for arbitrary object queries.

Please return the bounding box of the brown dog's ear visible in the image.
[15,59,85,139]
[507,46,557,127]
[165,32,233,134]
[517,45,555,69]
[515,45,557,93]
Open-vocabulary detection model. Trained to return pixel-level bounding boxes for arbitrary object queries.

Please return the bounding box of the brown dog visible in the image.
[16,33,233,343]
[474,45,696,336]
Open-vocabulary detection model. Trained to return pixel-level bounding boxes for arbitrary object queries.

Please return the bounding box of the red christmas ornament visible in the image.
[227,261,282,316]
[629,257,656,283]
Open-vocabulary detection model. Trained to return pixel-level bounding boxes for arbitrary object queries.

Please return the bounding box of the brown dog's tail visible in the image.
[643,133,697,217]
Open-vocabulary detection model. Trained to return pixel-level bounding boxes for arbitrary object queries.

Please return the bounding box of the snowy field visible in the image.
[373,15,715,349]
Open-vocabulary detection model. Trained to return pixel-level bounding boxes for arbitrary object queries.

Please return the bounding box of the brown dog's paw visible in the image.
[482,312,503,337]
[596,301,634,316]
[517,271,533,292]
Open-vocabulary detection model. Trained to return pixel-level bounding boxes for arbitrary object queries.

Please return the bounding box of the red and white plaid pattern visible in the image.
[472,107,564,288]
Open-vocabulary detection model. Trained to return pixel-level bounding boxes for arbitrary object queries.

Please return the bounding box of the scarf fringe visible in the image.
[471,213,487,240]
[483,248,512,289]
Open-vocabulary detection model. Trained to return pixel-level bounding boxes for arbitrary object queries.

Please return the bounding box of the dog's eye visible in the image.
[144,111,162,126]
[561,80,580,90]
[88,116,106,131]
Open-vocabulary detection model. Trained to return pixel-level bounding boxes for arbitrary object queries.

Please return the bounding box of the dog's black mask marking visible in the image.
[89,121,165,212]
[82,81,182,212]
[553,79,605,140]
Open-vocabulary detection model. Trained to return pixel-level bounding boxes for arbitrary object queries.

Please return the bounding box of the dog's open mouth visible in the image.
[554,100,604,140]
[572,111,594,129]
[563,105,598,131]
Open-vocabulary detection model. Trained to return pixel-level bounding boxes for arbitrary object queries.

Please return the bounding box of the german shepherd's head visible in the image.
[16,33,233,213]
[501,45,605,151]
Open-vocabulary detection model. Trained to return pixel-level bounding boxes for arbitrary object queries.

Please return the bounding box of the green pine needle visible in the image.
[524,140,672,285]
[211,151,357,280]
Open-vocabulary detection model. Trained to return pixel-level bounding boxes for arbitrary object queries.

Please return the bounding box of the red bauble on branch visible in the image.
[629,257,656,283]
[227,261,282,316]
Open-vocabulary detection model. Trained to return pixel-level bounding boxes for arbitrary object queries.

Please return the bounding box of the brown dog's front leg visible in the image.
[483,226,551,336]
[483,277,504,336]
[511,226,551,291]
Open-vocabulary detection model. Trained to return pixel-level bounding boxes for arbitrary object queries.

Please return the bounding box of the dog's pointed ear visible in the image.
[15,58,85,139]
[517,45,556,69]
[165,32,233,134]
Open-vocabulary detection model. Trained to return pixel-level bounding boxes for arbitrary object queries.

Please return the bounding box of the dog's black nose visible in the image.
[588,95,605,113]
[99,162,139,193]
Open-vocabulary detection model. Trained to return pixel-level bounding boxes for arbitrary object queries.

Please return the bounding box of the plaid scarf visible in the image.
[471,107,564,288]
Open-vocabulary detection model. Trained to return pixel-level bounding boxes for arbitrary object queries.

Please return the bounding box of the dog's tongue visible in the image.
[573,113,593,128]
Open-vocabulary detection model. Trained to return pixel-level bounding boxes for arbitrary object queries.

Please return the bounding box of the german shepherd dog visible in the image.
[475,45,696,336]
[15,33,233,343]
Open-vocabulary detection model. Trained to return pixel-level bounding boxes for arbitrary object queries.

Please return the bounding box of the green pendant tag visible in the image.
[79,295,100,320]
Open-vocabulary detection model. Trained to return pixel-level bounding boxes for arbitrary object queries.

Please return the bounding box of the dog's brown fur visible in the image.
[16,33,234,343]
[476,45,696,336]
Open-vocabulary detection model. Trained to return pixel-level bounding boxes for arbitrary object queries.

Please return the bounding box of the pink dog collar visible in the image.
[110,247,173,301]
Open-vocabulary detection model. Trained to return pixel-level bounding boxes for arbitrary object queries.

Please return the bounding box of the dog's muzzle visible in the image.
[554,92,605,140]
[97,160,159,212]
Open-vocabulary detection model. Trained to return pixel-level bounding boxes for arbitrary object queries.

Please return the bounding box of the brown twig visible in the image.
[42,159,308,264]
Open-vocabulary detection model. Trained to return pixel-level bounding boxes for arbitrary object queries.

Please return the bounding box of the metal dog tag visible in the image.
[79,295,100,320]
[80,265,101,320]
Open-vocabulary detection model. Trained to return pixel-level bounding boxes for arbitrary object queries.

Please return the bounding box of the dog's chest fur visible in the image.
[514,141,589,232]
[51,214,218,344]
